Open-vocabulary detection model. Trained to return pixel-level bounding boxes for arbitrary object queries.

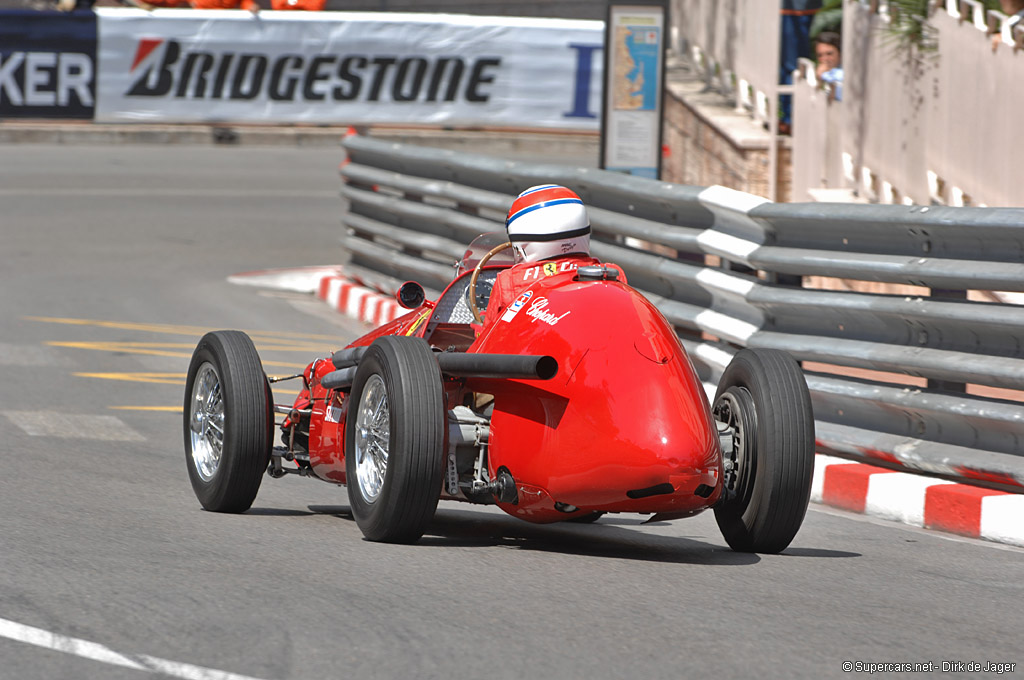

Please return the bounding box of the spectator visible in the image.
[814,31,843,101]
[780,0,823,134]
[992,0,1024,50]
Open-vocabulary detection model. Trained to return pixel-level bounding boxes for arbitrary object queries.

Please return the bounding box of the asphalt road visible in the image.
[0,144,1022,680]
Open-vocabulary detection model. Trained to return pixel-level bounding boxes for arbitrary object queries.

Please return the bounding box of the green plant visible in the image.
[883,0,938,60]
[810,0,844,39]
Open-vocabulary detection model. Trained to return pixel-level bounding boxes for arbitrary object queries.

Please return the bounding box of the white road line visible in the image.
[2,411,145,441]
[0,617,272,680]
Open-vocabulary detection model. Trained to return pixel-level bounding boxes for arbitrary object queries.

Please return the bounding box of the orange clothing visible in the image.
[191,0,259,9]
[271,0,325,9]
[483,255,599,327]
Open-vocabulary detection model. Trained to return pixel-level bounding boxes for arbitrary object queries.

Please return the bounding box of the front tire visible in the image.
[184,331,272,513]
[345,336,445,543]
[713,349,814,553]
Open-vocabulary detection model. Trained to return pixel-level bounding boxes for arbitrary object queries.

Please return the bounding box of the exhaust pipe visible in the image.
[331,346,367,369]
[321,350,558,391]
[436,353,558,380]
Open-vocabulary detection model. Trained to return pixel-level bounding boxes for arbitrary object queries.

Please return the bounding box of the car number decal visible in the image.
[500,290,533,322]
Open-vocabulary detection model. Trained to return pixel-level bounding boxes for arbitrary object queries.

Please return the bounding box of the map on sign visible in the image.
[613,24,659,111]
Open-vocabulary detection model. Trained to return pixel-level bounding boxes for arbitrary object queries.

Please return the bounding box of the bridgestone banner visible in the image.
[95,9,603,129]
[0,10,97,119]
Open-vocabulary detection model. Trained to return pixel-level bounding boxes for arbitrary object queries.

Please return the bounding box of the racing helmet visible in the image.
[505,184,591,263]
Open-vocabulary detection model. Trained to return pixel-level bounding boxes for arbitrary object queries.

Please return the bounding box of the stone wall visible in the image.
[661,64,792,202]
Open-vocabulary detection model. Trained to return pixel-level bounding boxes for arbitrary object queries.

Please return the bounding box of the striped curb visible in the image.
[813,454,1024,548]
[316,275,403,326]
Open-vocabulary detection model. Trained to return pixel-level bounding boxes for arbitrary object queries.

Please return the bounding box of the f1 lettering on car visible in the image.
[128,39,501,104]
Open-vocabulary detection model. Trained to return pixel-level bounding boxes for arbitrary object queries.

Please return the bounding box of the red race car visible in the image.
[184,232,815,553]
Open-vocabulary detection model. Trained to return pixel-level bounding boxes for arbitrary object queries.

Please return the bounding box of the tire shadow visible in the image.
[279,504,860,563]
[417,508,758,565]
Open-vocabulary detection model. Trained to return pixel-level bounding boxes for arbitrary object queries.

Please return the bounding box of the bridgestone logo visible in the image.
[128,40,502,103]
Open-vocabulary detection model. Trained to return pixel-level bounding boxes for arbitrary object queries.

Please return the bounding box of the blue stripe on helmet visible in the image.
[506,197,585,228]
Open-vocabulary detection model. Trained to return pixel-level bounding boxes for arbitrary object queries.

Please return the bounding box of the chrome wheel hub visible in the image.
[189,362,225,482]
[354,374,390,503]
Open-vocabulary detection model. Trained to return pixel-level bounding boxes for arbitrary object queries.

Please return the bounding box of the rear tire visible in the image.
[712,349,814,553]
[345,336,445,543]
[184,331,272,513]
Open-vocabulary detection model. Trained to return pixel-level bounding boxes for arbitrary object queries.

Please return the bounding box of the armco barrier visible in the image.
[338,134,1024,492]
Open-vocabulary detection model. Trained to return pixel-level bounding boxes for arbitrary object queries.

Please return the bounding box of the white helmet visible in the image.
[505,184,591,263]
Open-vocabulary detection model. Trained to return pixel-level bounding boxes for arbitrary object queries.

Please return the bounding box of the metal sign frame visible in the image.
[599,0,667,180]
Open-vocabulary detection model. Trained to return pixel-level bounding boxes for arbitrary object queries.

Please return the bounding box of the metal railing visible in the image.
[339,134,1024,492]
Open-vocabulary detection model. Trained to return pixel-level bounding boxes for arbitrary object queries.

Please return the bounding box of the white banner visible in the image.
[95,9,603,130]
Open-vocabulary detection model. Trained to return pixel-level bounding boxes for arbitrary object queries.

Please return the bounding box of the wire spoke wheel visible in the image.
[189,363,225,482]
[354,375,390,503]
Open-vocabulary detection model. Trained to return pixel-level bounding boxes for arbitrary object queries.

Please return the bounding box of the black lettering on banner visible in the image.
[119,42,504,106]
[211,53,234,100]
[303,55,333,101]
[367,57,396,101]
[269,55,303,101]
[392,57,427,102]
[128,40,179,97]
[333,55,365,100]
[467,57,500,102]
[425,57,463,102]
[230,54,266,100]
[176,52,213,98]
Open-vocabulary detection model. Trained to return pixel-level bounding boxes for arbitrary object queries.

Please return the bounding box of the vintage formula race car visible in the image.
[184,233,815,553]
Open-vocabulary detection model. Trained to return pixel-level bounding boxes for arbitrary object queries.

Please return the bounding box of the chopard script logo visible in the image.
[525,298,570,325]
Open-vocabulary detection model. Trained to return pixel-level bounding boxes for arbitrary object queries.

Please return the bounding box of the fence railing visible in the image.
[339,134,1024,492]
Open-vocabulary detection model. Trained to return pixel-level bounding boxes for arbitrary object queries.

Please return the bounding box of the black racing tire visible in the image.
[345,336,445,543]
[184,330,272,513]
[712,348,814,553]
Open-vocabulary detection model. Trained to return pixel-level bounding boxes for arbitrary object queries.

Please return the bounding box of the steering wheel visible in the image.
[467,241,514,324]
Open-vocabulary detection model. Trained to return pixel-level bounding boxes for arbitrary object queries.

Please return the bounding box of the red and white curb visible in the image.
[317,275,403,326]
[813,454,1024,547]
[226,266,404,326]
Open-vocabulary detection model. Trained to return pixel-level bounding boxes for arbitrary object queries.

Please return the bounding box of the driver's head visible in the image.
[505,184,590,263]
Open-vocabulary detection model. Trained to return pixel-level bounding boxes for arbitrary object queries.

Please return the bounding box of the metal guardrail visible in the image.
[339,135,1024,492]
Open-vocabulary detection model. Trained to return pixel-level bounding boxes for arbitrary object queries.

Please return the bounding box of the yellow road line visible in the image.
[51,342,306,368]
[25,315,344,343]
[75,372,187,385]
[109,406,183,412]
